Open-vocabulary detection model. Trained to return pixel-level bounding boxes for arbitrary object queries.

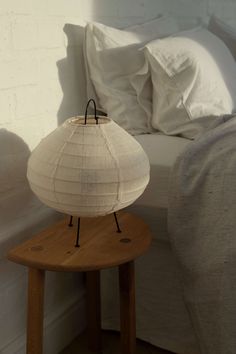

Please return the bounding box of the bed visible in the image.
[84,14,236,354]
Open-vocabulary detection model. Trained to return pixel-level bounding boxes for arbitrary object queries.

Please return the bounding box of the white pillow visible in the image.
[208,15,236,60]
[85,16,180,134]
[143,28,236,139]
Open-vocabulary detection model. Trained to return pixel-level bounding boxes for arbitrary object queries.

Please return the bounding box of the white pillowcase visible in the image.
[208,15,236,61]
[142,28,236,139]
[85,16,180,134]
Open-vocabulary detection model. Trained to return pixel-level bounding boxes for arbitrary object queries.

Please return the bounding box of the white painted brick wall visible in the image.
[0,0,235,198]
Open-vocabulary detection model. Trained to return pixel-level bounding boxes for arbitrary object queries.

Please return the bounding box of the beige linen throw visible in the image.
[168,115,236,354]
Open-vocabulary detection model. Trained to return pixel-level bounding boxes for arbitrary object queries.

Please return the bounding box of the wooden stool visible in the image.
[8,211,152,354]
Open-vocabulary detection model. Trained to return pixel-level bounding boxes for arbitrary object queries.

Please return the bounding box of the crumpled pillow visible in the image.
[135,28,236,139]
[85,16,180,134]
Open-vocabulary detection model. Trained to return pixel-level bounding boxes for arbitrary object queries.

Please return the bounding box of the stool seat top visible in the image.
[7,212,152,272]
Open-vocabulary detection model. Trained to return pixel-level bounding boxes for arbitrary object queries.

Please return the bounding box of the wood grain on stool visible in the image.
[7,212,151,272]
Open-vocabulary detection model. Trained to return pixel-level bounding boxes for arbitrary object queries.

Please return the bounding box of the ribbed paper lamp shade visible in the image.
[27,116,150,217]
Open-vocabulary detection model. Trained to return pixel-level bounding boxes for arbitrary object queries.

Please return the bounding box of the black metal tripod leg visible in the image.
[75,218,80,247]
[114,212,121,233]
[68,215,73,227]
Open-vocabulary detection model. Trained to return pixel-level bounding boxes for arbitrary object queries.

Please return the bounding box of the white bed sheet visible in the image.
[128,133,190,243]
[134,133,190,208]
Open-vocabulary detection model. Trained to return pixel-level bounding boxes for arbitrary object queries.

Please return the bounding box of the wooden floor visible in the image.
[61,330,174,354]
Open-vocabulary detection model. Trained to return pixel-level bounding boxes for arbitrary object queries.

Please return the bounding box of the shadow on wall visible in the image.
[57,24,88,126]
[0,129,30,196]
[0,129,33,219]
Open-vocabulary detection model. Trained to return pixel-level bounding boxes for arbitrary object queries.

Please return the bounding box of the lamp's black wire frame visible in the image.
[84,98,98,125]
[68,99,121,247]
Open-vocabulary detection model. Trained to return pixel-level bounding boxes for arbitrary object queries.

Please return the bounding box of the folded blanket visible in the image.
[168,114,236,354]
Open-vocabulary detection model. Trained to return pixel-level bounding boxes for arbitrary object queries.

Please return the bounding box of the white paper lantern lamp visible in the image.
[27,100,150,245]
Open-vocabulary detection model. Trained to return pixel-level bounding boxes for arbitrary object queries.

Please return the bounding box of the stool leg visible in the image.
[119,261,136,354]
[86,270,102,352]
[27,268,45,354]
